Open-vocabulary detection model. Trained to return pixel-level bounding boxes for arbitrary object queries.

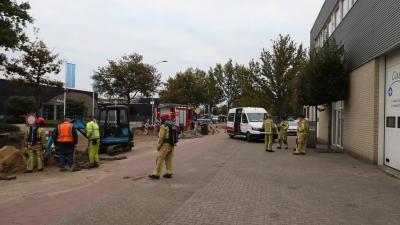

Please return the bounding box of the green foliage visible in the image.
[0,0,32,66]
[93,53,161,104]
[259,34,307,116]
[65,100,86,118]
[206,68,224,108]
[160,68,208,106]
[211,60,241,108]
[299,39,348,106]
[5,31,63,114]
[215,105,228,115]
[0,123,20,133]
[4,96,36,118]
[232,60,268,108]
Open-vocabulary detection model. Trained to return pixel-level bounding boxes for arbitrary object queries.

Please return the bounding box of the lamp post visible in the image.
[150,60,167,124]
[150,99,155,125]
[152,60,168,66]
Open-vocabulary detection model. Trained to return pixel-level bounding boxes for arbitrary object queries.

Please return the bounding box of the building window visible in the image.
[342,0,349,17]
[329,14,335,35]
[387,117,396,128]
[335,6,341,27]
[332,101,344,148]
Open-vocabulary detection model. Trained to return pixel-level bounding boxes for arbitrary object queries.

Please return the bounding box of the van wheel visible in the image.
[246,132,252,142]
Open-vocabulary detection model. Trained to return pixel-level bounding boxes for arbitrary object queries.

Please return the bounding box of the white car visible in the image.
[287,120,298,136]
[227,107,272,142]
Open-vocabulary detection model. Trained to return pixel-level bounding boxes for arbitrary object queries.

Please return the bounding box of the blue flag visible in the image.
[66,63,76,88]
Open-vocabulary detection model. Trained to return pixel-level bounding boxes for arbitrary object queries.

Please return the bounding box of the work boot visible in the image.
[277,146,281,149]
[25,170,33,173]
[293,152,301,155]
[301,152,306,155]
[94,162,99,168]
[266,149,274,152]
[163,174,172,179]
[148,175,160,180]
[89,163,96,169]
[285,147,288,150]
[38,168,44,172]
[59,168,67,172]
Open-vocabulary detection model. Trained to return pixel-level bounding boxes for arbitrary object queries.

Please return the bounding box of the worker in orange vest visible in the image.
[53,118,78,172]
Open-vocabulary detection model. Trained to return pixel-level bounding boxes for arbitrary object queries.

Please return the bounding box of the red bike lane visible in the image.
[0,134,223,225]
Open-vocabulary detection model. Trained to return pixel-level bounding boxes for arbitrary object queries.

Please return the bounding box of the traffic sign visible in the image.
[25,114,36,127]
[195,107,202,114]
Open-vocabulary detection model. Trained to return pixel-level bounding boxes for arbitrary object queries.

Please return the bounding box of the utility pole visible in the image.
[150,99,155,125]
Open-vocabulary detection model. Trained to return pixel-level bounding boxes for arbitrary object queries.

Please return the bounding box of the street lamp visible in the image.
[150,99,155,125]
[152,60,168,66]
[150,60,167,124]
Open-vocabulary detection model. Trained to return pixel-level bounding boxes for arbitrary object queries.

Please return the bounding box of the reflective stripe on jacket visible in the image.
[280,121,289,133]
[263,119,274,134]
[86,121,100,140]
[57,122,74,142]
[25,127,46,146]
[157,123,171,150]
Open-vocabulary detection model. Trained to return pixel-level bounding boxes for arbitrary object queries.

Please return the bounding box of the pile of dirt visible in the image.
[0,146,26,174]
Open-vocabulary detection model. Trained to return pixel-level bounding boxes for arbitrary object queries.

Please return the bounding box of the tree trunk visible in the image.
[327,103,332,149]
[35,90,42,116]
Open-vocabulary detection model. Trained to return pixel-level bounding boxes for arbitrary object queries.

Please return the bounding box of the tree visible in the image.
[299,39,348,106]
[205,68,224,111]
[93,53,160,104]
[0,0,32,66]
[213,59,241,108]
[260,34,306,116]
[5,32,63,115]
[4,96,36,119]
[233,61,268,108]
[159,68,208,106]
[299,38,348,149]
[215,105,228,115]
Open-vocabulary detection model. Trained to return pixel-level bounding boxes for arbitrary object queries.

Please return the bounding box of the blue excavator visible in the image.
[44,105,134,163]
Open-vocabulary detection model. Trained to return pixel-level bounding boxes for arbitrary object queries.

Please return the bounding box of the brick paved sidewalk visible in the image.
[44,134,400,225]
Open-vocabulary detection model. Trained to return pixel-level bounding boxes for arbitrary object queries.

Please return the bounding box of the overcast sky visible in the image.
[26,0,324,91]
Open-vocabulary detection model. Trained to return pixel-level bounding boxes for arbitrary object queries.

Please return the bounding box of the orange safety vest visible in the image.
[57,122,74,142]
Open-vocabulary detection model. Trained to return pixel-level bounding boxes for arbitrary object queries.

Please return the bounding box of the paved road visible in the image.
[2,133,400,225]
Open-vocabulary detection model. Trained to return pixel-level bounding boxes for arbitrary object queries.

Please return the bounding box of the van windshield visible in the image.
[247,113,266,122]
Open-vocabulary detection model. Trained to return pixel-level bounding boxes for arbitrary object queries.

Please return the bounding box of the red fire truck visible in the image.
[156,104,193,131]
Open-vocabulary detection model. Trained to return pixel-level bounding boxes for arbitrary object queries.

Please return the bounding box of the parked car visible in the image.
[226,107,278,142]
[287,120,298,136]
[196,114,212,125]
[211,115,219,123]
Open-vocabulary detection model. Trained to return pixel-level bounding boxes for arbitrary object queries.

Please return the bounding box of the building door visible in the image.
[385,51,400,170]
[332,101,344,148]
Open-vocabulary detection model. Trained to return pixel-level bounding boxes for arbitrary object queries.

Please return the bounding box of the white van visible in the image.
[227,107,273,142]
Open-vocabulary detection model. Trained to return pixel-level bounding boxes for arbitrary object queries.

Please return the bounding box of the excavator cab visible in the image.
[98,105,134,155]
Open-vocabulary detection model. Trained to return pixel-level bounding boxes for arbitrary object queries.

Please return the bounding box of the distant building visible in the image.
[98,97,160,123]
[310,0,400,170]
[0,79,97,120]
